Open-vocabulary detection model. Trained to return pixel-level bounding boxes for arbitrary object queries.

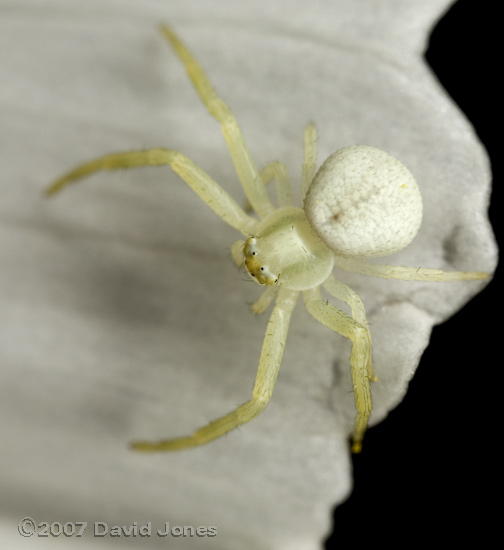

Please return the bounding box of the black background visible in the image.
[326,1,500,546]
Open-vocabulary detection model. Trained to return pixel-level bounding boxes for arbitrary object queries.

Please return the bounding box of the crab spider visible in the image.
[47,26,489,454]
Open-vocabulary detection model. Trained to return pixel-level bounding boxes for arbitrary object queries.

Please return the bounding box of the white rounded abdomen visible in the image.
[304,146,423,258]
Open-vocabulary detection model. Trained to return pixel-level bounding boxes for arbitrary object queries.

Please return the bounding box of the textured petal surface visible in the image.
[0,1,496,548]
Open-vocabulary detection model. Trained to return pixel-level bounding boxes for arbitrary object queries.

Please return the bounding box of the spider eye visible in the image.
[260,267,264,271]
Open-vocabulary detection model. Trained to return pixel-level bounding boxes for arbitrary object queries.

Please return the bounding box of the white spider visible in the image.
[47,26,489,453]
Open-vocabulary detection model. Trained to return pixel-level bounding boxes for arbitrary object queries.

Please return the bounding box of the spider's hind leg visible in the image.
[323,274,375,382]
[334,257,489,282]
[303,283,373,454]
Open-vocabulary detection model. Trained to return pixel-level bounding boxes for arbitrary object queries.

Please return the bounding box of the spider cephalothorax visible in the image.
[242,207,334,289]
[243,237,278,285]
[47,26,488,453]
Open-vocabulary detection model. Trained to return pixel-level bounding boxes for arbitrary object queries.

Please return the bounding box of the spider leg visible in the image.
[46,149,257,235]
[301,123,317,201]
[250,285,278,314]
[333,257,490,281]
[245,121,316,212]
[242,162,292,213]
[244,162,293,212]
[323,274,375,381]
[131,288,299,451]
[161,26,275,219]
[260,162,293,208]
[230,239,246,267]
[303,286,372,453]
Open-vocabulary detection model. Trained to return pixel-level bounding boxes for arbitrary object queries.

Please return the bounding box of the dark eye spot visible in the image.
[252,252,257,255]
[260,267,264,270]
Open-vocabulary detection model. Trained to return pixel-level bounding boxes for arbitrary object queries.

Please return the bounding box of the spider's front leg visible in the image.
[303,285,373,453]
[161,26,274,220]
[131,288,299,451]
[46,149,257,236]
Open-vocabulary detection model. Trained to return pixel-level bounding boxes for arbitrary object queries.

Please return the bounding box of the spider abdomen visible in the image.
[304,146,423,258]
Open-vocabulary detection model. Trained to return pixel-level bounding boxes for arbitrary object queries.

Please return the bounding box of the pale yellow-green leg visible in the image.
[131,288,299,451]
[333,257,490,281]
[243,161,293,212]
[303,286,372,453]
[249,285,278,314]
[230,239,246,267]
[245,123,315,210]
[260,162,293,208]
[161,26,274,220]
[301,123,317,202]
[46,149,258,236]
[323,274,376,382]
